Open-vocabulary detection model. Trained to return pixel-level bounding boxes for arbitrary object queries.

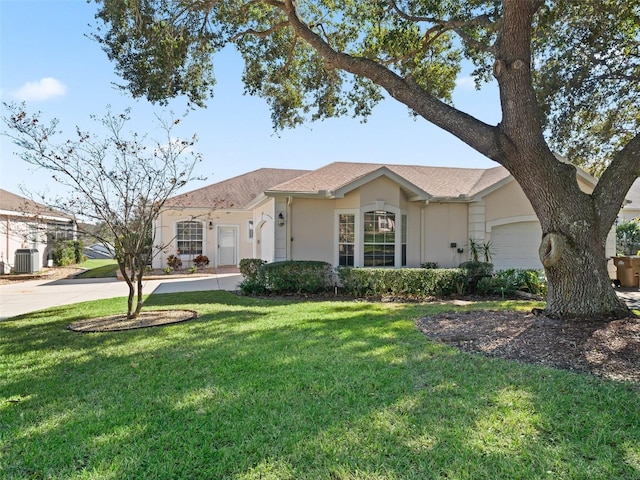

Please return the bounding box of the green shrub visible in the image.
[52,240,83,266]
[261,260,333,294]
[337,267,467,298]
[239,258,267,281]
[239,260,333,295]
[420,261,439,269]
[459,261,493,292]
[477,269,547,296]
[238,277,268,295]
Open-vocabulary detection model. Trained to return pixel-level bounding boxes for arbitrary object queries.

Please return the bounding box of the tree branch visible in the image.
[231,20,290,41]
[593,132,640,227]
[388,0,499,53]
[281,0,505,163]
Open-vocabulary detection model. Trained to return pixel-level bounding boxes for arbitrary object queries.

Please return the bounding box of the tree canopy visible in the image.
[92,0,640,318]
[93,0,639,173]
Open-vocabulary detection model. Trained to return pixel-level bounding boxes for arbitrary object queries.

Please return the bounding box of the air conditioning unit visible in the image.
[14,248,40,274]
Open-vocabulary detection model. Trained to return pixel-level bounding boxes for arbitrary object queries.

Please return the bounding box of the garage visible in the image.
[490,221,543,271]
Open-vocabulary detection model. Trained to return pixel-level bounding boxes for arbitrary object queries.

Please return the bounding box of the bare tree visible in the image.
[2,104,203,319]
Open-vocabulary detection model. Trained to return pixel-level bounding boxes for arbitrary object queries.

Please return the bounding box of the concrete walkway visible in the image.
[0,273,242,320]
[1,275,638,321]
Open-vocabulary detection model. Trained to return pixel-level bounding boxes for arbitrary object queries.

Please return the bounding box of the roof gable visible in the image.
[0,189,72,220]
[165,168,311,209]
[266,161,510,200]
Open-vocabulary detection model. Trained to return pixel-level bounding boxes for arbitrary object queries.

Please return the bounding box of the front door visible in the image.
[217,226,237,266]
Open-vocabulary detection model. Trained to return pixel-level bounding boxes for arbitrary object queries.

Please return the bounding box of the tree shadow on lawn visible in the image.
[2,292,640,479]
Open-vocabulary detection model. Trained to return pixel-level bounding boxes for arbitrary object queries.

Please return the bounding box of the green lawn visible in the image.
[1,292,639,479]
[75,259,119,278]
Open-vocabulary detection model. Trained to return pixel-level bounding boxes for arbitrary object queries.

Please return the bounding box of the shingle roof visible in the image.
[165,168,311,208]
[266,161,510,198]
[0,189,72,219]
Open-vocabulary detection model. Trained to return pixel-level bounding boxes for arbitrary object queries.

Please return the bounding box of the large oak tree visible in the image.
[92,0,640,318]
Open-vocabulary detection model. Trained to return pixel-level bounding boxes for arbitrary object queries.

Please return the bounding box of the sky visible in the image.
[0,0,501,201]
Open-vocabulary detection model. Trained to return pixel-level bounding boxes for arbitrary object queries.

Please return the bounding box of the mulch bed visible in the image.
[68,309,197,332]
[416,310,640,385]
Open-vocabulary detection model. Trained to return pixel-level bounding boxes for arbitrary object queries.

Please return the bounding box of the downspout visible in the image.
[286,196,293,260]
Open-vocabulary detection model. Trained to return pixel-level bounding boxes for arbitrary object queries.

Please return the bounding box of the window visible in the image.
[401,214,407,267]
[248,220,254,239]
[47,221,75,241]
[176,220,203,255]
[338,213,355,266]
[363,210,396,267]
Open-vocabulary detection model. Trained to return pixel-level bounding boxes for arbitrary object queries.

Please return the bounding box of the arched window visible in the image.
[363,210,396,266]
[176,220,203,255]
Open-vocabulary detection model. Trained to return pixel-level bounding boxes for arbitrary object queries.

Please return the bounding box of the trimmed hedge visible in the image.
[337,267,467,298]
[239,260,333,295]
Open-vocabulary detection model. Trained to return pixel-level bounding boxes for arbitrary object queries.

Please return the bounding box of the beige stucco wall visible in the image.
[422,203,469,268]
[289,198,335,263]
[0,215,71,271]
[358,176,402,206]
[252,197,276,263]
[270,177,426,267]
[154,208,252,268]
[0,216,48,271]
[620,206,640,223]
[273,179,471,269]
[483,180,535,226]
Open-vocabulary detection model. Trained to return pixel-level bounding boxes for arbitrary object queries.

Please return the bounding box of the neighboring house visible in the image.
[620,178,640,222]
[154,162,616,273]
[0,189,76,273]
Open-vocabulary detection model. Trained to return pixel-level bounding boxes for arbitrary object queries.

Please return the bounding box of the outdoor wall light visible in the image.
[208,221,214,230]
[278,212,285,227]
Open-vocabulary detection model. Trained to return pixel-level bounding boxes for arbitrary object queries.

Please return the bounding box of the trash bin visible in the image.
[14,248,40,274]
[613,256,640,288]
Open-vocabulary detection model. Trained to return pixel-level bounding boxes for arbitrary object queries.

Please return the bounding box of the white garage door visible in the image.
[490,221,542,271]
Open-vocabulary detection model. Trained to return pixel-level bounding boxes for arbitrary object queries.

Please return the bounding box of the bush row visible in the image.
[337,267,467,298]
[238,259,547,298]
[239,259,333,295]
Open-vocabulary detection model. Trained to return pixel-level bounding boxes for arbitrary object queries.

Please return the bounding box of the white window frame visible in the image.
[362,209,398,267]
[175,219,205,258]
[248,220,254,240]
[335,209,360,267]
[335,205,406,268]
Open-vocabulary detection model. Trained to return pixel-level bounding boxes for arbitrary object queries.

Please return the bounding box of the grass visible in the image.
[75,260,119,279]
[1,292,639,479]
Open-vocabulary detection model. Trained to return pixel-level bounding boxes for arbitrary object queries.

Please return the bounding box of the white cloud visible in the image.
[455,76,476,90]
[11,77,67,101]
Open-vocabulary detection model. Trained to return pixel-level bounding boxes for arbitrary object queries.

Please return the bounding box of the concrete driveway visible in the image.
[0,273,242,320]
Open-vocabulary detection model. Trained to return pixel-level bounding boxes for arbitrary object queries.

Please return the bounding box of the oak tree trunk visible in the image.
[491,2,631,319]
[538,222,630,319]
